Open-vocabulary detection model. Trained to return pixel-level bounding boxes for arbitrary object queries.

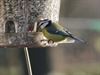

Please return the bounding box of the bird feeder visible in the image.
[0,0,61,47]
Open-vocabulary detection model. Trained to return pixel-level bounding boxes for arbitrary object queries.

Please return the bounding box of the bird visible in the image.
[37,19,84,45]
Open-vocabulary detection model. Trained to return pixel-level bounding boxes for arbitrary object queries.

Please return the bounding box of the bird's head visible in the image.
[37,19,51,31]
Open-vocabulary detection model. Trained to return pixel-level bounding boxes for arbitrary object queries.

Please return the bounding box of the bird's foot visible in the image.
[40,39,58,47]
[40,39,48,47]
[48,40,58,47]
[48,39,54,44]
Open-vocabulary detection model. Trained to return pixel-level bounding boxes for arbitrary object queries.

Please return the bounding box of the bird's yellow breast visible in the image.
[42,29,66,42]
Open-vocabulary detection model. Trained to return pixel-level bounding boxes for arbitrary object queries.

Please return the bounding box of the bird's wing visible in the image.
[46,27,70,36]
[46,22,71,36]
[51,23,85,43]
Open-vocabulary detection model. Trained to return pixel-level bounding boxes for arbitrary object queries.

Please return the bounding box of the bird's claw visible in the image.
[40,39,58,47]
[48,39,54,44]
[40,39,48,47]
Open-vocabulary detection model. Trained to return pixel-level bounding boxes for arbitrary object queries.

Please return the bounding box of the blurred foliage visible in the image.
[65,63,100,75]
[94,37,100,53]
[90,20,100,32]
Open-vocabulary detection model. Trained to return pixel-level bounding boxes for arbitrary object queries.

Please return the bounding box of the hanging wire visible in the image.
[24,47,33,75]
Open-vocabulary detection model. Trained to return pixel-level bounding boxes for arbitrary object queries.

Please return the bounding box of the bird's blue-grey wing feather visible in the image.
[46,24,70,36]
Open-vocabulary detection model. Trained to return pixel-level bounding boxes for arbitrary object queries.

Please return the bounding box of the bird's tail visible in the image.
[70,35,85,43]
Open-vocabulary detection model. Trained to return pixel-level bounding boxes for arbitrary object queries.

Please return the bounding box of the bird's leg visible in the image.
[40,39,58,47]
[48,39,58,47]
[48,39,54,44]
[40,39,48,46]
